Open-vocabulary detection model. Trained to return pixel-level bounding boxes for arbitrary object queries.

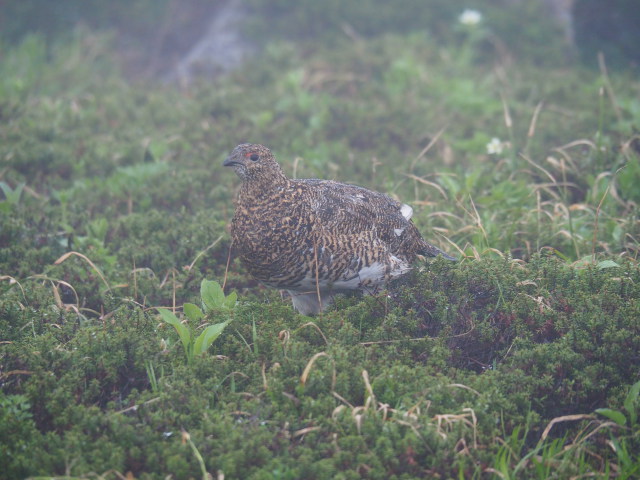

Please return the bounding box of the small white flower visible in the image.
[486,137,504,155]
[459,9,482,27]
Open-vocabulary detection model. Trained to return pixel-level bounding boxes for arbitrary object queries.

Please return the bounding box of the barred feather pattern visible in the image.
[224,143,455,315]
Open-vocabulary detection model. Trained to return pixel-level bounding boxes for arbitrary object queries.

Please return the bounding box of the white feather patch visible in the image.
[294,257,411,294]
[357,262,387,283]
[388,255,412,277]
[400,204,413,220]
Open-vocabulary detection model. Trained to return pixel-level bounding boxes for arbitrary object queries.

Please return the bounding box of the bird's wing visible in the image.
[298,179,414,240]
[296,179,455,260]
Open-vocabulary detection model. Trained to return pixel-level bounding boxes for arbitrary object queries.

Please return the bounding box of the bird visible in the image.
[223,143,455,315]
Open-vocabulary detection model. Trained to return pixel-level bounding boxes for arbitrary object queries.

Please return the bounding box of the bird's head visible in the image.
[223,143,287,184]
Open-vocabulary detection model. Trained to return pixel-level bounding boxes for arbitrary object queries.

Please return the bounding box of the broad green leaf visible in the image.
[595,408,627,426]
[597,260,620,270]
[623,380,640,426]
[193,320,232,357]
[201,279,225,312]
[0,181,25,205]
[156,308,191,354]
[156,307,180,327]
[223,290,238,309]
[183,303,204,322]
[0,181,11,195]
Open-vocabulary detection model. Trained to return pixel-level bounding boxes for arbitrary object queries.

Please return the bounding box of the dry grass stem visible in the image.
[500,92,513,129]
[361,369,377,411]
[294,322,329,345]
[0,275,26,301]
[186,235,224,272]
[411,126,447,171]
[293,426,321,438]
[527,102,544,139]
[540,414,595,442]
[468,195,488,245]
[300,352,336,391]
[223,238,233,290]
[447,383,481,396]
[54,251,111,291]
[403,173,448,199]
[597,52,622,122]
[261,362,268,391]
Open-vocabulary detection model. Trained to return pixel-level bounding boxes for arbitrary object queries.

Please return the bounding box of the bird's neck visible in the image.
[238,174,289,204]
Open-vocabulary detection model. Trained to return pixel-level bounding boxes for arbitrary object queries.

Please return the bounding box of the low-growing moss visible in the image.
[2,255,638,477]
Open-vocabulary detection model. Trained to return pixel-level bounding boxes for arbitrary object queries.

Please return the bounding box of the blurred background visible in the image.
[1,0,638,84]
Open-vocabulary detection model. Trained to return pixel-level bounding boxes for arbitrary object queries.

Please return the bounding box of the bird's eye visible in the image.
[250,153,259,161]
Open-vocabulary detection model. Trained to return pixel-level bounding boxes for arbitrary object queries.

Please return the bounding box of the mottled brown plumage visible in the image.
[224,143,455,315]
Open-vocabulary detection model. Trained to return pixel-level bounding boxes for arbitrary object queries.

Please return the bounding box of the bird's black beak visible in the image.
[223,154,241,167]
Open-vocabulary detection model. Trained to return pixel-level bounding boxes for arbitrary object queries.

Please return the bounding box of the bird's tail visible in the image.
[419,241,457,261]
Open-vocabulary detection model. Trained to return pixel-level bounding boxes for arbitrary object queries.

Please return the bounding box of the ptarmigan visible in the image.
[224,143,455,315]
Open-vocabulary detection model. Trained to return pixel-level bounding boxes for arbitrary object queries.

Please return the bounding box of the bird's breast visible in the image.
[231,205,310,265]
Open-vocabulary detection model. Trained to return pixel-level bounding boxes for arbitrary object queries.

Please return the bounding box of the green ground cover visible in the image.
[1,1,639,478]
